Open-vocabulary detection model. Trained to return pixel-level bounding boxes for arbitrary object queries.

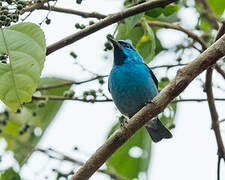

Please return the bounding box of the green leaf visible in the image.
[160,103,176,129]
[158,77,176,129]
[208,0,225,15]
[125,13,143,34]
[136,21,156,63]
[0,168,21,180]
[116,24,144,45]
[0,77,71,166]
[116,24,127,40]
[127,26,144,46]
[199,18,211,31]
[145,8,163,18]
[162,4,180,17]
[106,122,151,179]
[0,23,46,111]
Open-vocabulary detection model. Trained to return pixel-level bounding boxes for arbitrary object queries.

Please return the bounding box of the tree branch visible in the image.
[70,33,225,180]
[147,21,207,50]
[195,0,219,30]
[36,148,128,180]
[32,95,112,102]
[38,5,106,19]
[215,64,225,79]
[46,0,178,55]
[205,68,225,160]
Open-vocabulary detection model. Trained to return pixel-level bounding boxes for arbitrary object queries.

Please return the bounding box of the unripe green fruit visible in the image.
[45,18,51,25]
[76,0,82,4]
[37,100,46,108]
[75,23,80,29]
[17,4,23,10]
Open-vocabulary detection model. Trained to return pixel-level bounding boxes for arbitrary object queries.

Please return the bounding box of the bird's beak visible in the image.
[107,36,121,48]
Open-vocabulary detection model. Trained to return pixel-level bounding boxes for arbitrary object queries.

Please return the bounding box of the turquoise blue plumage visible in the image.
[108,37,172,142]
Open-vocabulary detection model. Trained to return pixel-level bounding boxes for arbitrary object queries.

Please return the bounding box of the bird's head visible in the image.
[107,36,143,65]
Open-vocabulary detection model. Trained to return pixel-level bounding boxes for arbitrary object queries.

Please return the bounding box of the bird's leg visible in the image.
[119,116,128,129]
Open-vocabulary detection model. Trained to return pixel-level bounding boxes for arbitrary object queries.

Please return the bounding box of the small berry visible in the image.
[98,77,104,84]
[2,120,7,126]
[75,23,80,29]
[0,15,7,21]
[37,101,46,108]
[45,18,51,25]
[106,34,113,39]
[1,60,7,64]
[24,124,30,130]
[6,0,13,4]
[104,42,112,51]
[1,7,9,11]
[70,51,77,59]
[0,55,5,60]
[80,24,85,29]
[5,17,11,23]
[32,112,37,117]
[89,20,94,25]
[16,108,21,113]
[63,90,75,98]
[76,0,82,4]
[89,90,96,98]
[3,10,9,15]
[12,15,19,23]
[17,4,23,11]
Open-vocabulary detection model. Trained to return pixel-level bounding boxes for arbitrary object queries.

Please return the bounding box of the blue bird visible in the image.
[107,37,172,142]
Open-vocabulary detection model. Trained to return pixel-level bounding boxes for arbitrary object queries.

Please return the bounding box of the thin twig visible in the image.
[32,95,225,103]
[32,95,111,102]
[36,148,127,180]
[36,75,107,91]
[215,64,225,79]
[147,21,207,50]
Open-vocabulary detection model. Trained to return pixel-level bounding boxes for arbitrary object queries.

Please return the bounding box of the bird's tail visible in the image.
[145,117,172,143]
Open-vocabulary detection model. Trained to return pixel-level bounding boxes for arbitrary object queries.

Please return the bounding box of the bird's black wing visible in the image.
[144,64,158,88]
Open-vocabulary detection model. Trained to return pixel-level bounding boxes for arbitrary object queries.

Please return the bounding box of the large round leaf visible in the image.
[0,23,46,111]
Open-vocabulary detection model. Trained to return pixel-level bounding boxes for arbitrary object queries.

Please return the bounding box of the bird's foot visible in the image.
[145,100,155,106]
[119,116,128,129]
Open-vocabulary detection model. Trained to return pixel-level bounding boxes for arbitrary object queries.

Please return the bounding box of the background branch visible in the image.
[196,0,219,30]
[204,22,225,180]
[36,148,127,180]
[46,0,178,55]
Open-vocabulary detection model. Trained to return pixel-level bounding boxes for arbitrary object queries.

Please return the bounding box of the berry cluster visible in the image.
[0,53,8,64]
[104,34,113,51]
[0,0,27,27]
